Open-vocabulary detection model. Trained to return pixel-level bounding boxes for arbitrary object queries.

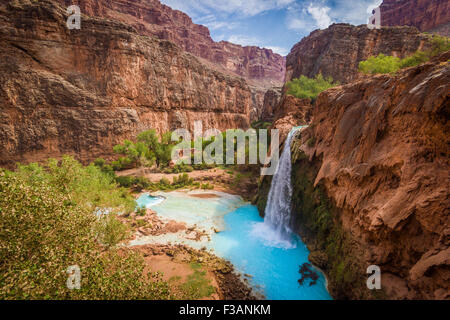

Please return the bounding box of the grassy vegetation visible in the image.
[251,120,272,130]
[0,156,171,299]
[112,173,202,192]
[286,74,339,100]
[358,54,401,74]
[179,263,215,299]
[102,127,269,176]
[112,130,175,170]
[168,262,216,299]
[359,35,450,75]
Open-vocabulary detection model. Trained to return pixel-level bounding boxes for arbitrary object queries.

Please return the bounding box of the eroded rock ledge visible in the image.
[296,53,449,299]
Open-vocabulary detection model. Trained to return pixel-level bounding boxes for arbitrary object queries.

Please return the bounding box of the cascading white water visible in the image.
[264,128,299,234]
[252,127,304,248]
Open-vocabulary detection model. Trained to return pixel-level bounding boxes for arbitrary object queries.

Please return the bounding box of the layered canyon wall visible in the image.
[286,24,430,84]
[55,0,286,87]
[380,0,450,36]
[0,0,252,167]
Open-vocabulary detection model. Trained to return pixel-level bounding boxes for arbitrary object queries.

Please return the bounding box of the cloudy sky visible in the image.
[161,0,383,56]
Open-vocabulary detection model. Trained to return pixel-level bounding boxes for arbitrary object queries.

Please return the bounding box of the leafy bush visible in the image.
[159,177,171,187]
[94,214,130,248]
[172,173,193,187]
[0,158,170,299]
[201,183,214,190]
[286,74,338,100]
[163,163,194,174]
[358,54,401,74]
[136,206,147,217]
[178,263,215,299]
[398,50,429,69]
[359,35,450,74]
[429,34,450,56]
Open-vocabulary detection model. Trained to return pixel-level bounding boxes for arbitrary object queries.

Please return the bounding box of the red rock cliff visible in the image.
[380,0,450,36]
[286,23,430,84]
[55,0,286,87]
[0,0,252,167]
[292,52,450,299]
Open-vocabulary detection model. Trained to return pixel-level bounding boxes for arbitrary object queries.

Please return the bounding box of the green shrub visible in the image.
[398,50,429,68]
[159,177,171,186]
[136,206,147,217]
[201,183,214,190]
[358,54,401,74]
[286,74,338,100]
[429,34,450,56]
[0,158,170,300]
[179,263,215,299]
[172,173,194,188]
[360,35,450,74]
[94,214,130,248]
[93,158,106,168]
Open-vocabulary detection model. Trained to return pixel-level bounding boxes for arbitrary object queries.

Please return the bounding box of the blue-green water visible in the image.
[135,191,331,300]
[213,204,331,300]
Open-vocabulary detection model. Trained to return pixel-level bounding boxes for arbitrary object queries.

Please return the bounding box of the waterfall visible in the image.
[252,126,304,248]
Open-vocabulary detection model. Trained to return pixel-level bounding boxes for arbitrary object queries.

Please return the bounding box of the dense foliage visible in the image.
[358,54,401,74]
[112,130,175,170]
[286,74,338,100]
[359,35,450,74]
[0,157,170,299]
[107,128,270,175]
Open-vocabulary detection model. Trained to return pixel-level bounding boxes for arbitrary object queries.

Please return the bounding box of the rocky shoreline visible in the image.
[132,244,257,300]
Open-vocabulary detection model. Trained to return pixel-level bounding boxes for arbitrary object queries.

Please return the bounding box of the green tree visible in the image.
[286,74,338,100]
[358,54,401,74]
[359,35,450,74]
[0,158,170,300]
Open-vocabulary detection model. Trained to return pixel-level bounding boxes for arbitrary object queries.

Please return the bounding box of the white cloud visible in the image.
[196,15,239,31]
[266,46,290,56]
[227,35,263,46]
[328,0,383,26]
[162,0,295,18]
[226,35,289,56]
[287,17,308,30]
[307,4,332,29]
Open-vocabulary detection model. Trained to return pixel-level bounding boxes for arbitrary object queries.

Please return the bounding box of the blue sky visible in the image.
[161,0,383,56]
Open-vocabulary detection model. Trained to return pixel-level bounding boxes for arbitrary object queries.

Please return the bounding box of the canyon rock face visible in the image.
[286,24,430,84]
[55,0,286,88]
[260,87,283,121]
[271,95,311,144]
[380,0,450,36]
[0,0,252,168]
[290,52,450,299]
